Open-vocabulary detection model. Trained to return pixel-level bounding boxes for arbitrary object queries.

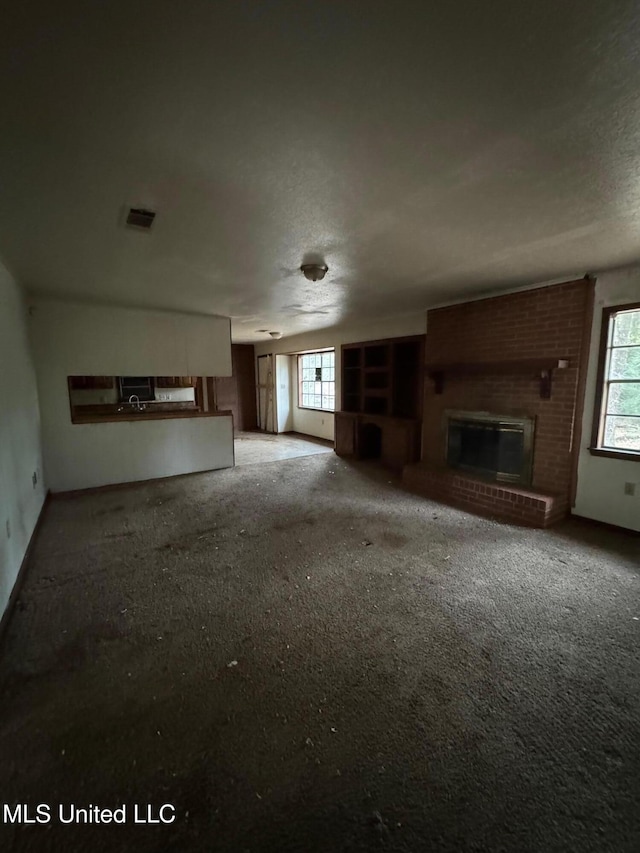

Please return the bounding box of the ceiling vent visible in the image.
[125,207,156,231]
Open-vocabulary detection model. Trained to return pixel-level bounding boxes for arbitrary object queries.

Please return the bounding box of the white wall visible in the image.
[0,262,46,618]
[574,266,640,531]
[42,416,233,492]
[30,298,234,492]
[30,298,232,376]
[255,313,426,440]
[292,402,334,441]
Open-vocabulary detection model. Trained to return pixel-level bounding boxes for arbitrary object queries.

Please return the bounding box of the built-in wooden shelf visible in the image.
[426,358,570,399]
[336,335,425,466]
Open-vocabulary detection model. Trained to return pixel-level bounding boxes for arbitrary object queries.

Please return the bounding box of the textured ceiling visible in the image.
[1,0,640,341]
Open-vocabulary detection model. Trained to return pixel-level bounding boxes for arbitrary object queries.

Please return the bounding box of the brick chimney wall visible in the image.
[423,279,594,497]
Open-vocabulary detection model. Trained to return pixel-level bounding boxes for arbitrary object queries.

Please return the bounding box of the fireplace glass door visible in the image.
[446,413,534,485]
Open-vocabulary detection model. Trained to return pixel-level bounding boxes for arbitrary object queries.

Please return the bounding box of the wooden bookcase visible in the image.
[336,334,425,471]
[341,335,424,418]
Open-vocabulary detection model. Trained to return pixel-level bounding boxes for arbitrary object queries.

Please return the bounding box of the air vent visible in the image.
[126,207,156,230]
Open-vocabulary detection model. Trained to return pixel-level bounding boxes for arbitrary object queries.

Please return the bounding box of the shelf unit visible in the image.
[341,335,424,418]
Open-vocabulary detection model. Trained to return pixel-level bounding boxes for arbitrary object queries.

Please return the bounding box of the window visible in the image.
[298,350,335,411]
[591,304,640,458]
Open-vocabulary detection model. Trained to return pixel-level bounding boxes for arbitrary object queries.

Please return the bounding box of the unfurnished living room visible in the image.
[1,2,639,852]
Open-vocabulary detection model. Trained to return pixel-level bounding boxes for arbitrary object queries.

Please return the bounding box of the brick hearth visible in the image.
[403,463,569,528]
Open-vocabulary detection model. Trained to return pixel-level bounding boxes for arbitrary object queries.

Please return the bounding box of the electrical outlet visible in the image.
[5,519,10,539]
[624,482,636,496]
[32,471,38,487]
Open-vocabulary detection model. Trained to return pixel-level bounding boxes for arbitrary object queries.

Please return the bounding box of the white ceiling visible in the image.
[2,1,640,342]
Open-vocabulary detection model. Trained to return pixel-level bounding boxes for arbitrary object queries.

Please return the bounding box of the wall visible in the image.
[292,402,333,441]
[30,298,234,492]
[0,262,46,618]
[574,267,640,531]
[422,280,594,509]
[255,313,426,440]
[30,298,232,376]
[40,416,233,493]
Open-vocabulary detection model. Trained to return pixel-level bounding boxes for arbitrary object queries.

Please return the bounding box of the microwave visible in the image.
[118,376,154,402]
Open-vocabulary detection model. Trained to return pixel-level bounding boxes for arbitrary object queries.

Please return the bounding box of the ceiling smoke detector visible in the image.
[300,263,328,282]
[125,207,156,230]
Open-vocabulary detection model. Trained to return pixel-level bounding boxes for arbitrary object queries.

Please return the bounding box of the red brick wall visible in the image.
[423,279,593,497]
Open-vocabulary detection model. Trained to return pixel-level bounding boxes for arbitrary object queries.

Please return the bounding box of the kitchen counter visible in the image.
[70,402,232,424]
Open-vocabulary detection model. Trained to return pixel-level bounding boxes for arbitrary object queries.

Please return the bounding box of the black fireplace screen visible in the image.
[446,413,534,485]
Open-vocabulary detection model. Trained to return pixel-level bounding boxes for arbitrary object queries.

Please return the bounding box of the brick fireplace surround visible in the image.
[403,279,594,527]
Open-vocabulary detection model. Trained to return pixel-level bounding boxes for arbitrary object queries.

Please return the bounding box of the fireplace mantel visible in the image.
[426,357,570,399]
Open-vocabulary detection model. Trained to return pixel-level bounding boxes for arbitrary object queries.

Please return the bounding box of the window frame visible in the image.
[589,301,640,461]
[297,350,336,413]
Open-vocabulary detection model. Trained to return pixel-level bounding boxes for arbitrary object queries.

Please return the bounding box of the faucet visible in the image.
[128,394,146,412]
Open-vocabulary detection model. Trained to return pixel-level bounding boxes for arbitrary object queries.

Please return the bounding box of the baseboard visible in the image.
[0,490,50,647]
[569,512,640,536]
[287,431,334,447]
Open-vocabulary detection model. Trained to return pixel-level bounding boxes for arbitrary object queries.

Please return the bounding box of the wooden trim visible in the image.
[342,334,424,350]
[427,357,570,400]
[570,512,640,536]
[0,491,50,648]
[194,376,204,410]
[590,306,613,450]
[569,278,595,506]
[426,357,570,375]
[590,301,640,452]
[206,376,216,413]
[71,410,232,424]
[67,375,75,424]
[588,447,640,462]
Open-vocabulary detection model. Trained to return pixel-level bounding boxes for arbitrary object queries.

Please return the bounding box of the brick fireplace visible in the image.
[403,279,594,526]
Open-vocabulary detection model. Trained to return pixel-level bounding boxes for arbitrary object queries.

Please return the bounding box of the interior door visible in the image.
[257,354,274,432]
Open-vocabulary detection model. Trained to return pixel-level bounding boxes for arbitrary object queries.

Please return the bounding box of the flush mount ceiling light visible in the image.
[300,263,328,282]
[269,331,283,339]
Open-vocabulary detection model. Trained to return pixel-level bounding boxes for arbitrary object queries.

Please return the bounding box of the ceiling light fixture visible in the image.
[269,331,283,339]
[300,263,328,282]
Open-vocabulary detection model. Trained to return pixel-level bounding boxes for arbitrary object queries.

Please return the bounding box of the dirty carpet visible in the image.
[0,454,639,852]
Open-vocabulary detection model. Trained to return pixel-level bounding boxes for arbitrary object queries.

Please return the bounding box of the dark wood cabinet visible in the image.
[335,411,421,472]
[68,376,114,390]
[214,344,257,432]
[335,411,357,457]
[156,376,196,388]
[335,334,424,471]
